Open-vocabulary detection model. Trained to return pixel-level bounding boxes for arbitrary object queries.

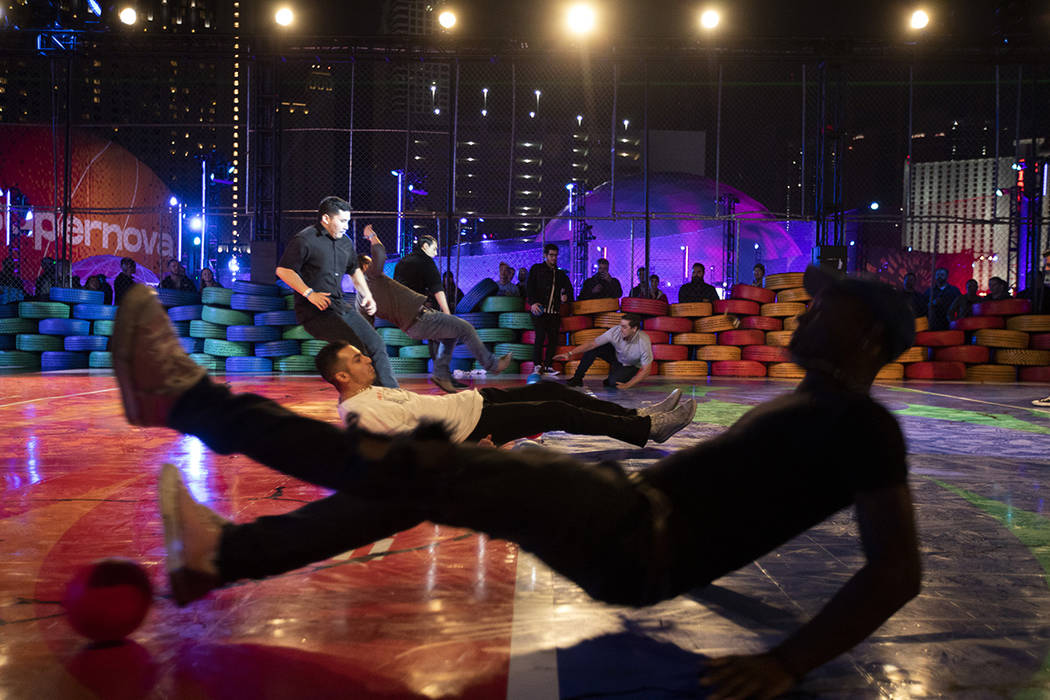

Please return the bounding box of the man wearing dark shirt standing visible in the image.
[160,258,197,293]
[629,266,652,298]
[527,243,573,375]
[922,266,961,331]
[275,196,397,388]
[678,262,719,303]
[113,257,137,305]
[578,258,623,300]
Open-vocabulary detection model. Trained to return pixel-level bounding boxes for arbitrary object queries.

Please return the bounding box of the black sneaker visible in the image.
[566,376,583,387]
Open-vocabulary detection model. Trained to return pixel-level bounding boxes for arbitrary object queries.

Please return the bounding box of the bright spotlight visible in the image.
[700,9,720,30]
[188,216,203,232]
[169,196,179,206]
[566,3,596,36]
[86,0,102,17]
[193,236,201,246]
[118,7,137,25]
[24,210,33,221]
[274,7,294,27]
[438,10,456,29]
[910,9,929,29]
[869,201,880,210]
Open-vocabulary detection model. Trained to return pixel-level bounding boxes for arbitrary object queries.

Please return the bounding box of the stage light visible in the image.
[566,3,596,35]
[996,187,1005,197]
[24,210,33,221]
[622,119,629,130]
[274,7,294,27]
[87,0,102,17]
[118,7,137,25]
[869,201,880,210]
[910,9,929,29]
[193,236,201,246]
[481,109,488,116]
[228,257,240,273]
[438,10,456,29]
[188,216,203,232]
[699,9,720,30]
[169,196,179,206]
[577,114,583,126]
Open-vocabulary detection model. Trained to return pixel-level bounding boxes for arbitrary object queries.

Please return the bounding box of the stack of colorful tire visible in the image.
[0,288,105,371]
[969,298,1040,382]
[664,301,714,379]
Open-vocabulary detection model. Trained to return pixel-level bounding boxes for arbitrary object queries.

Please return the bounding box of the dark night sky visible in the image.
[303,0,1047,46]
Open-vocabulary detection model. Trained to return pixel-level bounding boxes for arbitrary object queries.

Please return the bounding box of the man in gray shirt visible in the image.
[559,314,654,389]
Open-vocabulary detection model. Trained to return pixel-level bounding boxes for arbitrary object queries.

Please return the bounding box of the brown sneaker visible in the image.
[112,285,207,427]
[159,463,226,606]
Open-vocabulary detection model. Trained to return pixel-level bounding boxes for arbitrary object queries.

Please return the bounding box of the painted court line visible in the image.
[881,384,1050,414]
[507,550,559,700]
[0,387,119,410]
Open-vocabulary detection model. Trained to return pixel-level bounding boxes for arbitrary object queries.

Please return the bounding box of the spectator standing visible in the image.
[527,243,573,375]
[578,258,623,300]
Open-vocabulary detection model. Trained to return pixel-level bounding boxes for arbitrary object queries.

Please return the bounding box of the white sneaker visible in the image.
[1032,396,1050,407]
[540,366,560,376]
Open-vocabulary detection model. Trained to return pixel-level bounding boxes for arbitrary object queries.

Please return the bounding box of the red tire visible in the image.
[520,330,535,344]
[730,283,776,304]
[904,361,966,379]
[644,330,670,344]
[713,299,760,316]
[973,299,1032,316]
[950,316,1005,331]
[520,361,535,374]
[643,316,693,333]
[651,344,688,361]
[620,297,669,316]
[742,345,791,362]
[914,330,965,347]
[1019,365,1050,382]
[711,360,767,377]
[1031,333,1050,350]
[739,315,782,331]
[718,329,766,346]
[933,345,990,363]
[559,315,593,332]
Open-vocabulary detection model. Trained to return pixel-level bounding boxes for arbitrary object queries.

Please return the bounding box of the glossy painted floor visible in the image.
[2,371,1050,699]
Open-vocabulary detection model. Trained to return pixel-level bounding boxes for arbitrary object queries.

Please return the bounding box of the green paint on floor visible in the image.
[692,399,754,426]
[893,404,1050,436]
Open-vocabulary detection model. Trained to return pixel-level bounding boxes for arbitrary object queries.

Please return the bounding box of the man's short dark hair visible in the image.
[416,234,437,249]
[692,262,703,269]
[315,340,350,386]
[544,243,559,254]
[622,313,642,329]
[121,257,135,266]
[597,258,609,266]
[318,196,351,220]
[754,263,765,273]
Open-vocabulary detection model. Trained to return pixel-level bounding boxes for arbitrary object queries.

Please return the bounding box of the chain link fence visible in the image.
[1,41,1047,310]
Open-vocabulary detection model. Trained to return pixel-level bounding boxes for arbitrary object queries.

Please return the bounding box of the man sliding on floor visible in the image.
[112,266,921,699]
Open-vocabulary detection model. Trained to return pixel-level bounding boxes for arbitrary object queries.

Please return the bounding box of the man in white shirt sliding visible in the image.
[560,314,654,389]
[315,340,695,448]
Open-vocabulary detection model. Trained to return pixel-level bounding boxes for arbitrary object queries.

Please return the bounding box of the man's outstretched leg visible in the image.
[159,463,424,605]
[113,285,377,491]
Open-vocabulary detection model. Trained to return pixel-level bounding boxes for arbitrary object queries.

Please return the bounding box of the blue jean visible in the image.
[405,308,497,379]
[301,300,398,388]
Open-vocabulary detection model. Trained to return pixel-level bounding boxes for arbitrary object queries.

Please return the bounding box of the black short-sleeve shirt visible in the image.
[393,252,443,309]
[278,224,358,318]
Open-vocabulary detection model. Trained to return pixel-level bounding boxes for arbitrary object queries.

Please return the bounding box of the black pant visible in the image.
[571,343,640,387]
[467,381,650,446]
[300,300,398,388]
[532,312,562,367]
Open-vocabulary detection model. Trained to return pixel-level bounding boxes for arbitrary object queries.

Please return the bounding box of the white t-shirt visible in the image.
[338,387,485,443]
[594,326,653,367]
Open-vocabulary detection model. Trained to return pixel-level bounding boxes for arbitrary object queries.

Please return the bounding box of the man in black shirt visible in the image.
[362,225,512,392]
[578,258,623,300]
[629,266,652,298]
[160,258,197,293]
[527,243,574,374]
[275,197,398,388]
[113,257,137,305]
[394,235,450,315]
[678,262,719,303]
[921,266,961,331]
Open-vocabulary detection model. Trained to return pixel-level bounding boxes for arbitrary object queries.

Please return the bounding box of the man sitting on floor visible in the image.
[560,314,653,389]
[114,264,921,698]
[315,339,693,446]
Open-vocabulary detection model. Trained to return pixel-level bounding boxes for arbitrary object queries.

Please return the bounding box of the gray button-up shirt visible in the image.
[594,326,653,367]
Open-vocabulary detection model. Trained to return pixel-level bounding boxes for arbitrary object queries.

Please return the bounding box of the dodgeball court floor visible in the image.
[2,371,1050,699]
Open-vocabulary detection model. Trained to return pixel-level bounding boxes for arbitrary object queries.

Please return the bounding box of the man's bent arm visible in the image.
[704,484,920,695]
[275,267,311,297]
[434,290,452,315]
